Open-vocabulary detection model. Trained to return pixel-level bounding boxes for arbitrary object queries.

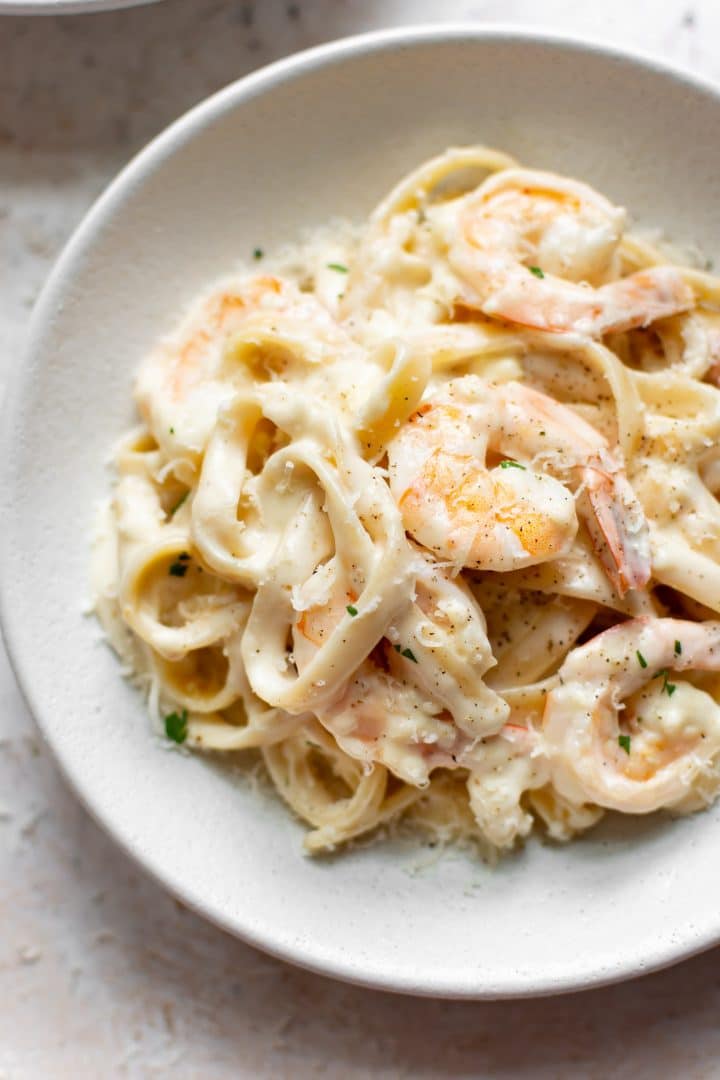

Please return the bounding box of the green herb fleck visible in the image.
[169,491,189,518]
[327,263,349,273]
[253,247,264,260]
[499,460,526,470]
[165,709,188,744]
[528,265,545,279]
[346,604,358,617]
[169,560,189,577]
[674,639,682,656]
[169,427,175,435]
[636,650,648,669]
[654,667,677,696]
[401,647,418,663]
[618,734,631,754]
[393,644,402,653]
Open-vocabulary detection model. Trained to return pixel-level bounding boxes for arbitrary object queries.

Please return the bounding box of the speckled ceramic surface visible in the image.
[3,25,720,999]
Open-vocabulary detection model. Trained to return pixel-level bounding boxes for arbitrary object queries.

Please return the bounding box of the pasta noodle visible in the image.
[92,147,720,857]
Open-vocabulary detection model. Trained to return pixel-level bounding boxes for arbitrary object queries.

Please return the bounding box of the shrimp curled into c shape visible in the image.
[449,168,694,337]
[543,617,720,813]
[387,375,651,596]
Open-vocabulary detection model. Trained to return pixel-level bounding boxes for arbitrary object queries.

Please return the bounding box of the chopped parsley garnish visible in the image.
[253,247,264,260]
[169,427,175,434]
[499,459,526,470]
[654,667,677,696]
[618,734,631,754]
[528,265,545,279]
[401,647,418,663]
[178,552,190,560]
[674,639,682,656]
[327,262,349,273]
[636,650,648,669]
[346,604,358,617]
[165,709,188,744]
[169,491,189,518]
[169,559,189,577]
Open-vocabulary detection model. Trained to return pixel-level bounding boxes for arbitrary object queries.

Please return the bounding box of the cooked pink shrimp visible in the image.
[449,169,693,337]
[387,376,651,595]
[543,617,720,813]
[705,323,720,386]
[292,554,508,786]
[135,275,350,459]
[138,276,286,418]
[166,277,292,402]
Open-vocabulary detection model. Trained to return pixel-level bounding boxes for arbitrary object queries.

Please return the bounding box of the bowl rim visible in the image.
[0,0,161,14]
[4,23,720,999]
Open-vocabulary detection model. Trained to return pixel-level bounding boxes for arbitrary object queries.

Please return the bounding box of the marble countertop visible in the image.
[3,1,720,1076]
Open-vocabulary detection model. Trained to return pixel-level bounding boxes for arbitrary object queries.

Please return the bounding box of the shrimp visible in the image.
[135,275,356,462]
[704,319,720,386]
[543,617,720,813]
[449,169,694,337]
[465,679,604,848]
[387,376,651,595]
[292,552,508,786]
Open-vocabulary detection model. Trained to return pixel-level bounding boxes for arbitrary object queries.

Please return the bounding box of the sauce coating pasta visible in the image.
[92,147,720,856]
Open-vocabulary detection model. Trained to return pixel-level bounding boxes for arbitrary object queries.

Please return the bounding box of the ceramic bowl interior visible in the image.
[3,27,720,998]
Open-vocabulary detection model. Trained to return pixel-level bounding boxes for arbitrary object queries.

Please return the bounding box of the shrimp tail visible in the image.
[589,268,694,336]
[578,459,652,596]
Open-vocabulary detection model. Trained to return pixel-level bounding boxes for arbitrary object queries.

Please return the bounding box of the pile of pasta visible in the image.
[93,147,720,857]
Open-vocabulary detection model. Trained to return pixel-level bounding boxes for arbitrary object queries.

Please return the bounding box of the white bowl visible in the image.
[0,0,160,13]
[4,26,720,999]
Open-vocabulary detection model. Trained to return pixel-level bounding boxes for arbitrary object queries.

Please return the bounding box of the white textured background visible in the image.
[3,2,720,1076]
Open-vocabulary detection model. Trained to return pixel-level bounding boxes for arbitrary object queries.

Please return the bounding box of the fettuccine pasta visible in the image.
[92,147,720,857]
